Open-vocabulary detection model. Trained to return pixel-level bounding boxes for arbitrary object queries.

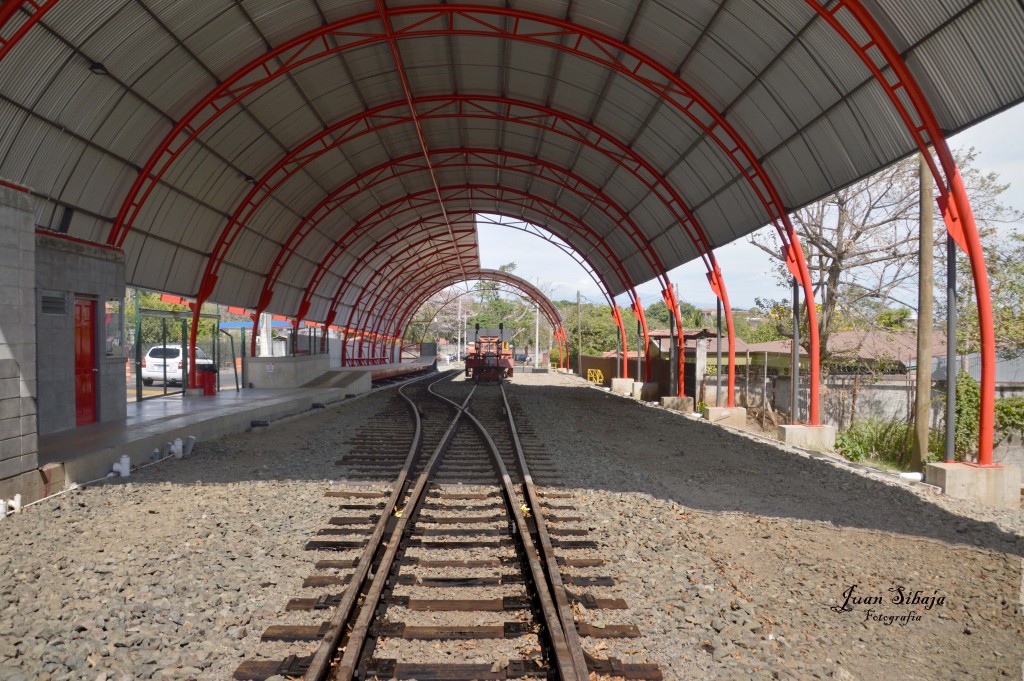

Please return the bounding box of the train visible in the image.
[464,324,514,383]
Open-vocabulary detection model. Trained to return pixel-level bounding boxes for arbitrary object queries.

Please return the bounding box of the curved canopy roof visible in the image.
[1,0,1022,327]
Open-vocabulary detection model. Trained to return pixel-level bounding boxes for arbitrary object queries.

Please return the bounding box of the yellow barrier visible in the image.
[586,368,604,384]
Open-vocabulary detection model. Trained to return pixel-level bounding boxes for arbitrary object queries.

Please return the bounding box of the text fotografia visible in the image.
[830,585,946,624]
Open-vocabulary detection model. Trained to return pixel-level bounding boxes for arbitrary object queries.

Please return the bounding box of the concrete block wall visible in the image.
[0,185,38,483]
[247,355,331,389]
[35,232,126,435]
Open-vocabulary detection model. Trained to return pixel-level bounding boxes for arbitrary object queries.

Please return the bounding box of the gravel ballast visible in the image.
[0,372,1021,680]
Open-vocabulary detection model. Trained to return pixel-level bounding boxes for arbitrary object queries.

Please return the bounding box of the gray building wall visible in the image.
[35,232,126,435]
[0,185,38,483]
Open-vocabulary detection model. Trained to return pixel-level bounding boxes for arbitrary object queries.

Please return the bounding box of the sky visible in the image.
[475,103,1024,311]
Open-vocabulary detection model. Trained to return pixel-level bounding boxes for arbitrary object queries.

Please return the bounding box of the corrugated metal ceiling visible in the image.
[0,0,1021,325]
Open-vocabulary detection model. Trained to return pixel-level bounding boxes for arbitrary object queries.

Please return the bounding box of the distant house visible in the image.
[629,328,949,375]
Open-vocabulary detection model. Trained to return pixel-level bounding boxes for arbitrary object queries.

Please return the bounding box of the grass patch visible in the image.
[835,418,943,471]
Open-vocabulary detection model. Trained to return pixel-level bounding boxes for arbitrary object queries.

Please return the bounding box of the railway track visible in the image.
[236,371,661,681]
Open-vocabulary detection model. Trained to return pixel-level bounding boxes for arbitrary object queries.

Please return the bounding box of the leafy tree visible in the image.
[877,306,912,330]
[953,230,1024,357]
[124,289,218,351]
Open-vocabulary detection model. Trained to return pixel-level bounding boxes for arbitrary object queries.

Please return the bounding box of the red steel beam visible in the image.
[373,0,468,284]
[334,221,611,366]
[385,267,568,361]
[390,270,567,363]
[802,0,997,461]
[104,5,810,414]
[0,1,59,63]
[303,185,639,328]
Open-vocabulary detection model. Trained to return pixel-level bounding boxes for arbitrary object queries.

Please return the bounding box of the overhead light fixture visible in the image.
[88,62,108,75]
[243,174,256,184]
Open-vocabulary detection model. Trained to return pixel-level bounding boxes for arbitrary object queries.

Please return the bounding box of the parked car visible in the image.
[514,353,531,363]
[140,344,214,385]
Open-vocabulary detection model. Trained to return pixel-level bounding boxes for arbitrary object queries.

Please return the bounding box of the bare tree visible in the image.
[750,147,1021,366]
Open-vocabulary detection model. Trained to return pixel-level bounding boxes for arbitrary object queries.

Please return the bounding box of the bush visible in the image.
[954,372,980,460]
[835,418,943,469]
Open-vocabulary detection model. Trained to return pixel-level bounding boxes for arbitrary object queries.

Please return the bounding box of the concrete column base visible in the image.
[660,396,695,413]
[630,382,659,401]
[777,424,837,451]
[926,462,1021,509]
[0,462,68,507]
[610,377,633,395]
[703,406,747,429]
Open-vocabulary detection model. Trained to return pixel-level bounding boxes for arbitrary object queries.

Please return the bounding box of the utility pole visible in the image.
[791,278,800,423]
[716,298,723,407]
[913,153,934,471]
[576,290,582,376]
[457,296,462,362]
[534,303,539,369]
[945,202,958,463]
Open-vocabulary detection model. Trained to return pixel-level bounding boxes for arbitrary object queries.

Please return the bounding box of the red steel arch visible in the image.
[318,202,641,374]
[323,214,622,374]
[105,5,813,415]
[0,2,998,442]
[293,150,660,319]
[391,269,568,366]
[800,1,997,462]
[207,96,699,319]
[306,187,645,375]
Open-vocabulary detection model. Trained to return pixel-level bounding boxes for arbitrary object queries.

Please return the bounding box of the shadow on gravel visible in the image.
[100,383,1021,559]
[507,384,1024,559]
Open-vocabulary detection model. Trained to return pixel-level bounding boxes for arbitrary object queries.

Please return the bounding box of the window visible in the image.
[105,299,123,356]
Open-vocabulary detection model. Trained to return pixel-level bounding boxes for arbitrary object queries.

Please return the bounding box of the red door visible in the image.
[74,298,97,426]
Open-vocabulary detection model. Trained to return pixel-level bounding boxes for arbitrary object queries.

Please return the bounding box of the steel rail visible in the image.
[301,369,442,681]
[497,382,590,679]
[411,381,586,681]
[323,378,585,681]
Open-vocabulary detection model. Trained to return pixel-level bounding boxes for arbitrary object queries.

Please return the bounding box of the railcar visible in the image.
[464,324,514,383]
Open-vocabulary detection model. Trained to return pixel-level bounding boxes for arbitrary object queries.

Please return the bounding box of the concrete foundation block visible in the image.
[926,463,1021,509]
[630,382,658,401]
[610,378,633,395]
[703,406,747,430]
[660,396,695,413]
[778,424,837,451]
[40,462,65,496]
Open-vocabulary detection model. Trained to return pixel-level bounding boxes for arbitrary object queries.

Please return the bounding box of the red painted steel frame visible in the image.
[338,229,586,367]
[211,100,689,381]
[329,218,597,354]
[210,96,679,313]
[344,223,602,364]
[302,185,641,330]
[251,208,616,357]
[373,0,468,285]
[402,281,565,355]
[0,1,59,63]
[389,270,566,360]
[104,7,796,404]
[317,192,645,374]
[388,269,566,363]
[0,3,996,433]
[297,150,657,315]
[801,0,996,460]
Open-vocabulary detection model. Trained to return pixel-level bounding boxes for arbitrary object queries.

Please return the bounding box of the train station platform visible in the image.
[16,358,438,505]
[38,386,357,490]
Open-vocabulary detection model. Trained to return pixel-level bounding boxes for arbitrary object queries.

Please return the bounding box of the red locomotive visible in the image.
[464,324,514,383]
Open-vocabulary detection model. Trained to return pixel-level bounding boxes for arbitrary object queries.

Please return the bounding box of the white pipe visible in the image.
[183,436,196,458]
[173,438,183,458]
[899,472,924,482]
[0,499,7,517]
[11,494,21,513]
